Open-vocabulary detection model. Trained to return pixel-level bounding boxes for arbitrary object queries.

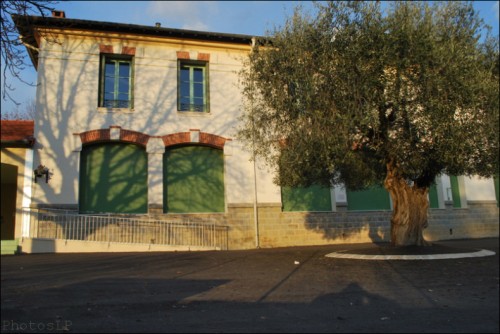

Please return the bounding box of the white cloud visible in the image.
[146,1,218,31]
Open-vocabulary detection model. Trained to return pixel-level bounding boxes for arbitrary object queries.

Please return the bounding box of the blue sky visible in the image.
[1,0,499,115]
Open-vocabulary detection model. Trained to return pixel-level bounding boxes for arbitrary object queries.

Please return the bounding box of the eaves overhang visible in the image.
[12,14,262,69]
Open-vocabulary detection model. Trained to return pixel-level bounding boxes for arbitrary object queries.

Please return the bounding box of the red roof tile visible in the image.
[1,120,35,142]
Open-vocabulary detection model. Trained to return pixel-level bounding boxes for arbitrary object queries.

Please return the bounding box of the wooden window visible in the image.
[99,55,133,108]
[178,60,209,112]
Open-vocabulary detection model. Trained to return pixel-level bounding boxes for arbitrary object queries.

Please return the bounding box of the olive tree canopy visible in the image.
[238,1,499,246]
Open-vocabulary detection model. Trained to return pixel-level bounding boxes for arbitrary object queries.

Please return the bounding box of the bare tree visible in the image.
[0,97,36,119]
[1,0,57,105]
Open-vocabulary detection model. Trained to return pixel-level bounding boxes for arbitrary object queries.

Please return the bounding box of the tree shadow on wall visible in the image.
[294,185,393,244]
[163,145,225,214]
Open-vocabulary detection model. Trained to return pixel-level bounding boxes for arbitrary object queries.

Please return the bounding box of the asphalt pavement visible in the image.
[1,238,498,333]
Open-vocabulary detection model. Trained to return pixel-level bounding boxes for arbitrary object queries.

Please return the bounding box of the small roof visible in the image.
[0,120,35,147]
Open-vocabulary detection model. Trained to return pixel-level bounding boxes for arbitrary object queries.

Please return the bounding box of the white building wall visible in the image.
[31,29,498,213]
[464,176,497,202]
[32,30,276,209]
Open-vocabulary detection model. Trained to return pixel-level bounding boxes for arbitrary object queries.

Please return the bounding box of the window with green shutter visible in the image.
[282,185,332,212]
[346,186,391,211]
[178,60,209,112]
[99,55,133,108]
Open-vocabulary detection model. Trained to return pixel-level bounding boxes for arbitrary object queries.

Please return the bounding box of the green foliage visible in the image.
[238,1,499,189]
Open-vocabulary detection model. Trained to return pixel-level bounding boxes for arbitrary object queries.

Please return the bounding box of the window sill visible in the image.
[177,111,211,117]
[97,107,134,113]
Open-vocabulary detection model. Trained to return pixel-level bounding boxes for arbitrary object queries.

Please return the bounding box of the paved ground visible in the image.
[1,238,498,333]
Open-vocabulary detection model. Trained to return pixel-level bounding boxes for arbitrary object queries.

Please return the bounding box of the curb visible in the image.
[325,249,496,260]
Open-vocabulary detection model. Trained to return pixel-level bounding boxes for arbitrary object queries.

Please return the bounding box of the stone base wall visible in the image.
[32,202,498,251]
[225,202,499,249]
[425,202,499,241]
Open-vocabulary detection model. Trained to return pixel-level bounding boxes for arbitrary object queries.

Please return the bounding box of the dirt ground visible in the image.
[1,238,498,333]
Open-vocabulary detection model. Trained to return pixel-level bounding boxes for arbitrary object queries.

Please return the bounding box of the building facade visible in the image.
[1,121,35,254]
[12,11,499,253]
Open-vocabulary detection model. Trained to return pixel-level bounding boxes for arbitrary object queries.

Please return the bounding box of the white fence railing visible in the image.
[22,208,228,250]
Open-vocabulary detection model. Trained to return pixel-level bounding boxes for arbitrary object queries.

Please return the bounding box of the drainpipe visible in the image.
[250,37,260,248]
[252,147,260,249]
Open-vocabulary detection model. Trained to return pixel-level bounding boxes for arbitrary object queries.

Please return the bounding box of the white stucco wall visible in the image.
[32,28,498,211]
[464,176,497,201]
[32,29,282,208]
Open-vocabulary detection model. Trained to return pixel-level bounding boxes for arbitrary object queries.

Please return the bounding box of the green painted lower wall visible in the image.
[79,143,148,214]
[346,186,391,211]
[429,184,439,209]
[282,185,332,212]
[450,176,461,208]
[164,146,224,213]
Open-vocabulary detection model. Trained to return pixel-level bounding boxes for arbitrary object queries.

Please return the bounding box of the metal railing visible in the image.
[22,208,228,250]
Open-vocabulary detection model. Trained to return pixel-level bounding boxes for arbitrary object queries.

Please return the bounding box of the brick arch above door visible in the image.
[161,130,229,150]
[75,127,229,150]
[77,126,150,147]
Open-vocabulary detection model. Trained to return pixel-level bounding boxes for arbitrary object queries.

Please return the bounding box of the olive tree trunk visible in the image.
[384,162,431,247]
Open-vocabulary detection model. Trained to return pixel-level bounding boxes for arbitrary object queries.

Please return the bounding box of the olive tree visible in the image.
[238,1,499,246]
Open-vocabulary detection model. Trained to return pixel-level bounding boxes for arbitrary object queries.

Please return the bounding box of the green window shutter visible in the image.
[79,143,148,214]
[346,186,391,211]
[429,183,439,209]
[178,61,209,112]
[99,55,133,108]
[449,175,462,208]
[164,146,224,213]
[282,185,332,212]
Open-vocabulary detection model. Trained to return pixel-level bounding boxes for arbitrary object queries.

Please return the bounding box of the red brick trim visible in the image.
[199,132,226,149]
[162,132,191,147]
[197,53,210,61]
[122,46,136,55]
[162,132,227,149]
[120,129,149,147]
[80,129,226,149]
[99,44,114,54]
[79,128,149,147]
[176,51,190,60]
[79,129,110,144]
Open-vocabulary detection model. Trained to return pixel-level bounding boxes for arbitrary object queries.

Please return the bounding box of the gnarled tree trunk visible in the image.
[384,162,431,246]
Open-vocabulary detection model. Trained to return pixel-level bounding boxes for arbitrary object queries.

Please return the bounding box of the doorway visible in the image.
[1,163,18,240]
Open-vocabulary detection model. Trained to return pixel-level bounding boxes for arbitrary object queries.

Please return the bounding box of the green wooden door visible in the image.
[79,143,148,214]
[282,185,332,211]
[346,186,391,211]
[164,146,224,213]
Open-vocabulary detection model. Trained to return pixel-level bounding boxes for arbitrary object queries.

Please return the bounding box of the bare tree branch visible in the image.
[1,0,57,105]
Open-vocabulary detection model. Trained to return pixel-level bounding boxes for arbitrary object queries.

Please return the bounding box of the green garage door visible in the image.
[164,145,224,213]
[282,185,332,211]
[346,186,391,211]
[79,143,148,214]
